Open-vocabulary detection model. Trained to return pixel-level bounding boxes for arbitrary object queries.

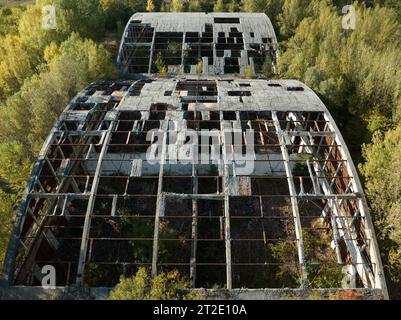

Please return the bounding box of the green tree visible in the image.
[361,127,401,298]
[58,33,116,81]
[0,35,35,100]
[197,0,215,12]
[303,223,344,289]
[213,0,225,12]
[0,32,116,265]
[242,0,284,30]
[0,143,32,192]
[261,56,273,78]
[0,0,122,101]
[53,0,107,40]
[279,1,401,159]
[227,0,241,12]
[266,240,300,287]
[266,220,344,289]
[17,1,61,59]
[0,142,32,265]
[0,33,116,156]
[0,5,26,36]
[160,1,168,12]
[44,42,61,64]
[242,0,273,12]
[100,0,145,30]
[370,0,401,17]
[170,0,185,12]
[188,0,201,12]
[0,191,19,266]
[109,267,203,300]
[278,0,311,38]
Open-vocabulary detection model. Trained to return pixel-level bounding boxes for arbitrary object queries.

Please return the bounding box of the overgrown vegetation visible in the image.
[266,219,344,289]
[109,267,203,300]
[196,60,203,74]
[360,127,401,298]
[272,0,401,299]
[0,0,117,266]
[244,64,254,79]
[0,0,400,299]
[155,52,168,76]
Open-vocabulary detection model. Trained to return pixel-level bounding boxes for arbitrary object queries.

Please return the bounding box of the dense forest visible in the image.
[0,0,400,298]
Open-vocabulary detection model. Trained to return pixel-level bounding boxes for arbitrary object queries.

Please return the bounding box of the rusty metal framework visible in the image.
[1,13,388,299]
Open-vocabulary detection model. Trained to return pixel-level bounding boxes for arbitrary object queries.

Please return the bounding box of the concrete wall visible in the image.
[0,286,384,300]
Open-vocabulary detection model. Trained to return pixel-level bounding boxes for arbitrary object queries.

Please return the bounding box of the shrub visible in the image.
[109,267,204,300]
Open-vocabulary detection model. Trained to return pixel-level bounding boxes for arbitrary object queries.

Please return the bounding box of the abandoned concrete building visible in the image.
[117,12,278,77]
[0,13,388,300]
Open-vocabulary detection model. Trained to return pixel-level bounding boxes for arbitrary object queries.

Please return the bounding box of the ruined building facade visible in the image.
[1,13,388,300]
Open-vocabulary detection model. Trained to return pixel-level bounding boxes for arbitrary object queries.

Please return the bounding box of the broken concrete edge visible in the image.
[192,288,385,300]
[0,286,384,300]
